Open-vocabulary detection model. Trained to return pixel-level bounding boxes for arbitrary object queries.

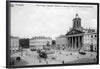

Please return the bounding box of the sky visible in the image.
[11,2,97,39]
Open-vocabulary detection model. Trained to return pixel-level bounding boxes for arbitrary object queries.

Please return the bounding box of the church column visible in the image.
[72,37,73,49]
[76,37,78,49]
[73,37,75,49]
[81,36,83,48]
[80,36,82,50]
[75,37,76,49]
[80,36,83,49]
[70,37,71,48]
[78,36,80,49]
[67,37,69,48]
[70,37,72,48]
[76,37,78,48]
[68,37,70,48]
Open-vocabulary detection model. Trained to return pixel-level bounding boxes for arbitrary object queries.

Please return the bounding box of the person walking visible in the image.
[62,60,64,64]
[46,61,48,64]
[39,59,41,63]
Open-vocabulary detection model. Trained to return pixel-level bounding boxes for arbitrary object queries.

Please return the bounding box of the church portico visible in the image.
[67,35,83,50]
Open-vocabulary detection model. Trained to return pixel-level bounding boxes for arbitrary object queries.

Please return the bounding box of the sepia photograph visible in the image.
[6,0,99,68]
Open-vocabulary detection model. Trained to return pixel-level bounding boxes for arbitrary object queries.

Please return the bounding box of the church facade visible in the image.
[65,13,97,51]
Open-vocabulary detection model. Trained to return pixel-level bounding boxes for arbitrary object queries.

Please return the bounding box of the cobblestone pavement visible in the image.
[11,49,97,66]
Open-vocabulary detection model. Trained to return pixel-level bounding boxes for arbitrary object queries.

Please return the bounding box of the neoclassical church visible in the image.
[65,13,97,51]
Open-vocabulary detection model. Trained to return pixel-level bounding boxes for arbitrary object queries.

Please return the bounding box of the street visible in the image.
[11,49,97,66]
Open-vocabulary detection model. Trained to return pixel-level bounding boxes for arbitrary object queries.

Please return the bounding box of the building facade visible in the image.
[83,32,97,51]
[56,35,68,50]
[65,13,97,51]
[11,36,19,52]
[29,36,52,49]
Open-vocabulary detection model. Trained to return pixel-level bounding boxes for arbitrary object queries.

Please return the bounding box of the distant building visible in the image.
[56,35,68,50]
[65,13,97,51]
[11,36,19,52]
[29,36,52,49]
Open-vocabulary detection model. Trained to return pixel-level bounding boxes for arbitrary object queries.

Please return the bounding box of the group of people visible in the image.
[10,56,21,65]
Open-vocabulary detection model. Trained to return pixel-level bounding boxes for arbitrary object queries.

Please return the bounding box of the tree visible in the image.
[19,38,29,48]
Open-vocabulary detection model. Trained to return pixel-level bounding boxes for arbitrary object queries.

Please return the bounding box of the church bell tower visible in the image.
[73,13,81,29]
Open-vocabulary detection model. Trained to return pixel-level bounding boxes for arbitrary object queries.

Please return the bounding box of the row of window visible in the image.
[85,35,97,38]
[57,44,67,47]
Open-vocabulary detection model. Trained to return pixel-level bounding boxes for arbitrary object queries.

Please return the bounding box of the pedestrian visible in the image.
[28,53,30,56]
[77,56,79,59]
[44,58,46,61]
[26,52,27,56]
[16,57,21,62]
[93,58,96,60]
[46,61,48,64]
[12,60,14,65]
[59,52,61,54]
[21,52,23,56]
[62,60,64,64]
[96,55,97,59]
[10,61,12,65]
[39,60,41,63]
[70,53,72,55]
[38,57,40,60]
[91,54,93,57]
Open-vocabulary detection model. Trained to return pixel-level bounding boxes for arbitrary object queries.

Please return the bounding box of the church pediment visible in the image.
[66,29,84,35]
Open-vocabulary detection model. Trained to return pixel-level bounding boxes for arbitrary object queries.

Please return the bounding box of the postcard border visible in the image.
[6,0,99,68]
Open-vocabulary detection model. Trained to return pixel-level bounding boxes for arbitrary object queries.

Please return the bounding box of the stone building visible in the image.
[65,13,97,51]
[29,36,52,49]
[83,32,97,51]
[11,36,19,52]
[56,35,68,50]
